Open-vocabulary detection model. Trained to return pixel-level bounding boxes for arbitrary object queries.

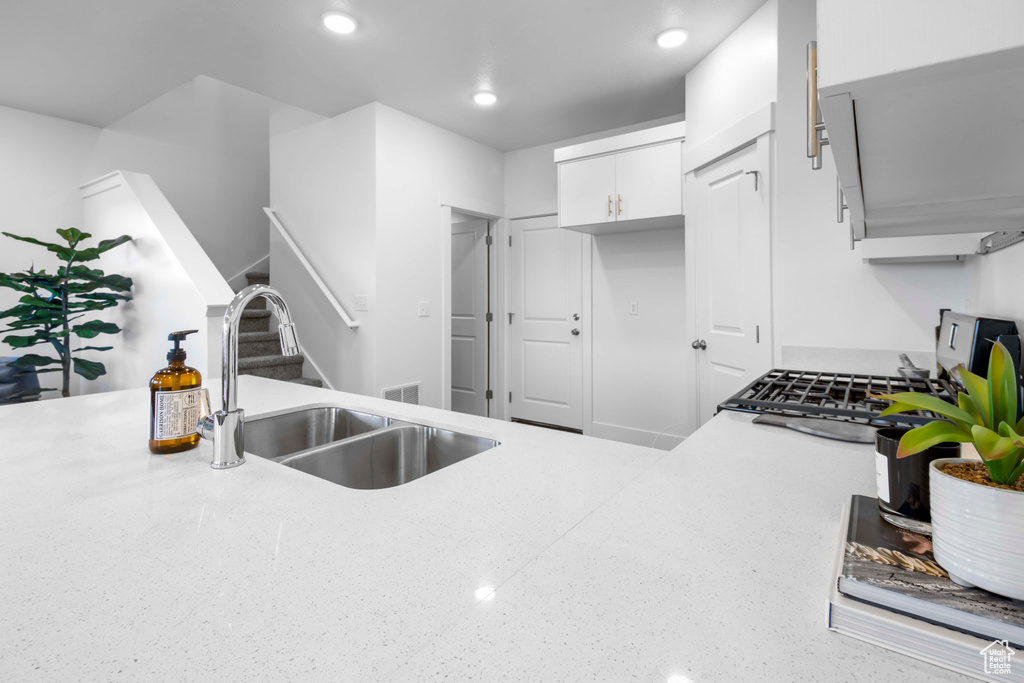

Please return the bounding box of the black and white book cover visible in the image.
[840,494,1024,646]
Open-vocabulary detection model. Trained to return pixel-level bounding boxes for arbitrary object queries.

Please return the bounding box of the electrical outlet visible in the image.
[418,301,431,317]
[629,301,638,315]
[354,295,369,312]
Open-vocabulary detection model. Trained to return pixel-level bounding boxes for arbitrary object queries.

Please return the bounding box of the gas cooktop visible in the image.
[719,368,957,426]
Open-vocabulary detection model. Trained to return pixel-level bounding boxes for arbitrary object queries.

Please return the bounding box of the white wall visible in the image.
[591,228,686,448]
[374,104,504,408]
[87,76,279,285]
[79,172,233,395]
[771,0,976,372]
[269,103,378,397]
[683,0,778,150]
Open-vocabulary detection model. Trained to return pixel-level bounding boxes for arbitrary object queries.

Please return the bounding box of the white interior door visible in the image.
[451,218,490,417]
[692,139,773,425]
[510,216,584,430]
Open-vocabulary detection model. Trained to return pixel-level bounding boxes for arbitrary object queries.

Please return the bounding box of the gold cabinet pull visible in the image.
[618,194,622,216]
[608,195,612,216]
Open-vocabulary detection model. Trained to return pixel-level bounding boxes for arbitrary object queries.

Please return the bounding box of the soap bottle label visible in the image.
[153,388,203,440]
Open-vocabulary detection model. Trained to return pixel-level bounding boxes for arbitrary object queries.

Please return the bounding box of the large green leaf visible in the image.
[71,320,121,338]
[897,421,973,458]
[74,292,132,302]
[72,357,106,380]
[875,392,973,432]
[71,235,132,262]
[18,294,62,310]
[959,367,992,429]
[0,273,34,293]
[971,424,1021,462]
[9,354,61,368]
[2,332,49,348]
[55,228,90,247]
[65,266,133,292]
[989,341,1018,428]
[72,346,112,353]
[1,232,75,260]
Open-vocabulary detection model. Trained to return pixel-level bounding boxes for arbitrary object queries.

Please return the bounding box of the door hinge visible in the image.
[508,312,514,324]
[756,325,760,343]
[486,312,493,322]
[486,235,493,246]
[509,392,512,402]
[509,235,512,247]
[486,389,493,400]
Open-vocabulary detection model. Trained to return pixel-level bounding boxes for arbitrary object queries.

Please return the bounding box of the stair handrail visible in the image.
[263,207,360,330]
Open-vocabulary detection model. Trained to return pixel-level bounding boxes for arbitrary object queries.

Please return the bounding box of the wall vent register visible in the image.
[382,382,420,405]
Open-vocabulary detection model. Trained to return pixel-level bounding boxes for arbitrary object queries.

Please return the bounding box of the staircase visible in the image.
[238,271,323,388]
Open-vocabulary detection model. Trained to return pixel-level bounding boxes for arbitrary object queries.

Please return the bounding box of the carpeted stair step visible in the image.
[288,377,324,388]
[238,354,305,381]
[245,271,270,286]
[238,331,282,359]
[243,271,271,309]
[240,309,271,333]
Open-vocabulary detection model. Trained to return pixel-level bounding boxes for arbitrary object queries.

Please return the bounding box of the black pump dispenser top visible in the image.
[167,330,198,362]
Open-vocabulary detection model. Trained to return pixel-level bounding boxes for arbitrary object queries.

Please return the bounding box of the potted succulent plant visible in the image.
[877,340,1024,600]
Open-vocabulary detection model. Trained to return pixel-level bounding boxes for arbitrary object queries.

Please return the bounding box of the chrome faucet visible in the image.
[197,284,300,469]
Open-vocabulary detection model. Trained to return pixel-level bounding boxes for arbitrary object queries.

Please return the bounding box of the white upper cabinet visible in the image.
[556,122,684,235]
[559,154,616,229]
[815,0,1024,242]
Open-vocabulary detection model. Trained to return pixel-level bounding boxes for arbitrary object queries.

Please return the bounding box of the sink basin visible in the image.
[244,406,391,460]
[280,424,499,489]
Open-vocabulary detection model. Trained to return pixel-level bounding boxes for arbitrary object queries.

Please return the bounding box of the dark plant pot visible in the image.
[875,427,960,533]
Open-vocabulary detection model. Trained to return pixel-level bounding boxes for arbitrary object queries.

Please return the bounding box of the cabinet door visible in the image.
[615,143,682,222]
[558,155,616,228]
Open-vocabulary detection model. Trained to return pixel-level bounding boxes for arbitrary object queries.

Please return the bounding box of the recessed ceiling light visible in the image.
[474,92,497,106]
[657,28,689,48]
[322,12,358,34]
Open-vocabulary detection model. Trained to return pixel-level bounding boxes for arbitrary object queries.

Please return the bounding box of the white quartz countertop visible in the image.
[0,377,967,681]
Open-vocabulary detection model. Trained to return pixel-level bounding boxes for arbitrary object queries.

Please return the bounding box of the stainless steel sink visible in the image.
[243,404,500,488]
[244,406,391,461]
[280,425,498,490]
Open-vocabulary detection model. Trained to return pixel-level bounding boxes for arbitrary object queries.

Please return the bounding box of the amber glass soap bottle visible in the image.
[149,330,203,454]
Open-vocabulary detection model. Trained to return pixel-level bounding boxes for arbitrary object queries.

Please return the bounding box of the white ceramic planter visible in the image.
[929,458,1024,600]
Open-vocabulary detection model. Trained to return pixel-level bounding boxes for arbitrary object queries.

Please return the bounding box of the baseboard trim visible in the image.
[591,421,686,451]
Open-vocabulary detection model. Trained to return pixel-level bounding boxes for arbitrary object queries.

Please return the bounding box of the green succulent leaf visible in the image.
[71,320,121,338]
[957,392,984,426]
[989,341,1018,428]
[958,366,993,429]
[875,392,973,432]
[970,424,1021,462]
[71,357,106,380]
[896,421,973,458]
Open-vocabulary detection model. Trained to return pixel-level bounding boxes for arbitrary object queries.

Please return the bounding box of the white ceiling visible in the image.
[0,0,764,151]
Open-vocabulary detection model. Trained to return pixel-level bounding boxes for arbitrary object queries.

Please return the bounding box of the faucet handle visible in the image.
[197,388,215,441]
[279,322,300,356]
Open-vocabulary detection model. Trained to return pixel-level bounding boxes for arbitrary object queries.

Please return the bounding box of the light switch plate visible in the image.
[354,295,369,312]
[629,301,638,315]
[418,301,430,317]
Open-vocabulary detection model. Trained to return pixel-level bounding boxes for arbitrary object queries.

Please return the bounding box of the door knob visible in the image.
[691,339,706,350]
[571,328,580,336]
[573,313,580,321]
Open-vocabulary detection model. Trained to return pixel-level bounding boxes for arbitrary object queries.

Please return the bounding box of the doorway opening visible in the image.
[450,211,493,417]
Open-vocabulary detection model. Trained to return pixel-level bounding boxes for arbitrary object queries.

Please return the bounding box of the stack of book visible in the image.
[829,495,1023,681]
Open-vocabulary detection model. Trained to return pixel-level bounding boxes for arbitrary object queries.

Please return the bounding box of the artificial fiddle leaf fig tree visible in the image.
[0,228,133,398]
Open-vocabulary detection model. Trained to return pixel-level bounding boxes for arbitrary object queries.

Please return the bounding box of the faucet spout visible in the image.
[198,284,301,469]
